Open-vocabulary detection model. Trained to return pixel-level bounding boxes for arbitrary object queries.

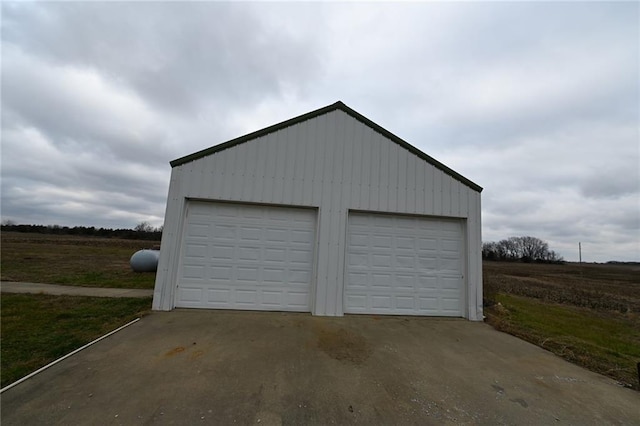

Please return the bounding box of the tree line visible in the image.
[1,221,162,241]
[482,236,564,263]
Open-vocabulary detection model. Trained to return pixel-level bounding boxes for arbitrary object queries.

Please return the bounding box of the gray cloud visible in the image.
[2,2,323,114]
[1,2,637,261]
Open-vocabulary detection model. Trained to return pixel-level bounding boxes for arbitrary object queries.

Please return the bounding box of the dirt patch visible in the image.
[165,346,185,357]
[316,327,371,364]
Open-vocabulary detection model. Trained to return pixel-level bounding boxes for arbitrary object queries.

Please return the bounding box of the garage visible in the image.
[175,201,316,311]
[345,212,464,316]
[153,101,483,320]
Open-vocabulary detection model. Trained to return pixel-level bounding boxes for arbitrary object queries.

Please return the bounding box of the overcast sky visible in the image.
[2,2,638,262]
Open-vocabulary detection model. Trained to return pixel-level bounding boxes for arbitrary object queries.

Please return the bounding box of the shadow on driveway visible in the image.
[2,310,638,425]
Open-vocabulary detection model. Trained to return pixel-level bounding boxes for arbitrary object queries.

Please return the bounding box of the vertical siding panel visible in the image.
[442,175,451,216]
[320,114,334,207]
[329,111,346,314]
[242,140,258,200]
[459,183,469,216]
[341,112,354,201]
[415,158,425,214]
[207,156,221,198]
[319,112,337,314]
[360,127,372,209]
[369,133,381,210]
[380,138,400,211]
[265,133,281,203]
[232,143,247,201]
[424,165,434,214]
[186,161,198,199]
[301,117,316,206]
[452,181,461,217]
[292,124,306,204]
[315,208,331,314]
[406,153,416,213]
[332,112,344,191]
[432,170,442,216]
[221,146,236,200]
[328,188,342,315]
[272,128,288,204]
[312,115,326,206]
[282,126,296,204]
[253,136,267,203]
[211,155,222,198]
[379,136,391,212]
[397,148,408,212]
[350,119,363,209]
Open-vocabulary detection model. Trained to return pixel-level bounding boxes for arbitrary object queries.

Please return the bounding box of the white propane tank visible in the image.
[130,249,160,272]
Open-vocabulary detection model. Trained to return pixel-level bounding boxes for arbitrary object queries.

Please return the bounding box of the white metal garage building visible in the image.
[152,102,483,320]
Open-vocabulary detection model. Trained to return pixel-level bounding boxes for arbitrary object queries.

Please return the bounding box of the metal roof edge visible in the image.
[334,102,483,193]
[169,102,343,168]
[170,101,483,193]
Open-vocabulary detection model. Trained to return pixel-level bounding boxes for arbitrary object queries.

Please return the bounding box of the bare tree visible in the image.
[134,221,154,233]
[483,236,563,263]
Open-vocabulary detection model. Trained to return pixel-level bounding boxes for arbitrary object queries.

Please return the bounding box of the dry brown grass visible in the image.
[483,261,640,313]
[483,261,640,390]
[1,232,159,288]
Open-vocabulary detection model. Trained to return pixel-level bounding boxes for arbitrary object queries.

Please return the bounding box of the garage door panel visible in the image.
[395,255,415,268]
[210,266,232,280]
[372,254,392,267]
[182,265,205,279]
[346,295,367,310]
[291,229,314,243]
[208,289,229,304]
[345,212,464,317]
[290,250,313,264]
[185,243,207,258]
[176,202,316,312]
[348,272,368,288]
[188,223,210,238]
[213,224,236,240]
[418,238,438,250]
[264,248,286,262]
[236,266,259,282]
[372,235,393,247]
[289,269,311,284]
[212,245,234,260]
[178,287,203,303]
[238,227,261,241]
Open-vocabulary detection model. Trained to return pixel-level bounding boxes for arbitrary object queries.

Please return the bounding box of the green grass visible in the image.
[488,293,640,389]
[1,294,152,387]
[1,232,158,288]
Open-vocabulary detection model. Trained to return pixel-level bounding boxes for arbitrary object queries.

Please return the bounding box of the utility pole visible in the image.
[579,242,582,264]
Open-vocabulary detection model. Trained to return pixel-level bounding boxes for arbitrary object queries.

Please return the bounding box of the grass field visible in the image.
[1,294,151,387]
[1,232,157,387]
[484,261,640,390]
[1,232,158,288]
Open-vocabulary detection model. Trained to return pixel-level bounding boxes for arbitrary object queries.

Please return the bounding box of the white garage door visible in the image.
[345,212,464,316]
[176,201,316,311]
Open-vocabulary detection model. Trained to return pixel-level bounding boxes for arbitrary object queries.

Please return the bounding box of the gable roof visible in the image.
[171,101,482,192]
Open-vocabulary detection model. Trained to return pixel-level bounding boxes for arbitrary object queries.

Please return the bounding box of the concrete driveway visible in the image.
[2,311,638,425]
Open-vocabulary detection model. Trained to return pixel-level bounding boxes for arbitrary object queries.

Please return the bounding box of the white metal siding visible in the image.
[174,201,316,312]
[153,109,483,320]
[345,212,464,316]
